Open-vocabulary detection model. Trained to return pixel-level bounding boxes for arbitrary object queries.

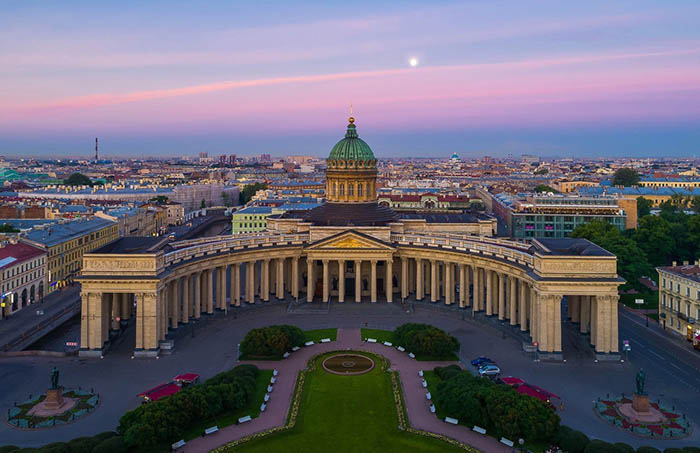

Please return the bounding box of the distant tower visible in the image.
[94,138,99,162]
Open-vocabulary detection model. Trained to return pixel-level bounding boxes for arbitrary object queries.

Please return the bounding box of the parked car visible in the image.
[471,356,495,367]
[478,364,501,376]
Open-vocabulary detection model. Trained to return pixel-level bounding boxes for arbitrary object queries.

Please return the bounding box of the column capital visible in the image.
[322,259,329,264]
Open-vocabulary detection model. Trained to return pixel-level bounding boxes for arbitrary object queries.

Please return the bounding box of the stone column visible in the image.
[518,281,527,331]
[401,257,408,300]
[181,276,190,323]
[485,270,493,315]
[193,272,201,317]
[276,258,284,300]
[580,295,590,333]
[322,259,330,303]
[291,257,299,300]
[136,292,159,351]
[408,258,415,294]
[590,296,599,347]
[170,280,178,329]
[216,266,224,310]
[307,258,314,302]
[206,269,214,313]
[246,261,255,304]
[537,294,550,352]
[386,258,393,303]
[416,258,424,300]
[355,260,362,302]
[498,273,505,320]
[444,262,453,305]
[338,260,345,303]
[430,260,438,302]
[609,295,619,353]
[370,260,377,303]
[530,287,538,343]
[553,296,562,352]
[472,266,481,312]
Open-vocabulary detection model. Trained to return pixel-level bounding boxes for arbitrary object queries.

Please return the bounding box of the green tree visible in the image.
[632,216,674,267]
[611,168,640,187]
[691,195,700,213]
[200,199,206,209]
[636,197,653,217]
[534,184,557,193]
[150,195,169,204]
[534,168,549,175]
[63,172,93,186]
[239,182,267,204]
[0,224,19,233]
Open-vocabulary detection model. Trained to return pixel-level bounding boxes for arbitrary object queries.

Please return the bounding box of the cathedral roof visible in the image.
[328,117,376,162]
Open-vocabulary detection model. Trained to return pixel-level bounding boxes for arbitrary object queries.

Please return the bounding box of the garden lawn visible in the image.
[227,352,466,453]
[182,370,273,441]
[360,328,393,344]
[304,328,338,343]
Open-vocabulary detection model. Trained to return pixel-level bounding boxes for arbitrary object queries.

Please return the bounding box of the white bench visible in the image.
[430,404,436,413]
[204,426,219,435]
[408,353,416,359]
[500,438,514,447]
[366,338,377,343]
[421,379,427,388]
[397,346,405,352]
[171,440,186,450]
[321,338,331,343]
[383,341,393,347]
[270,376,276,384]
[264,393,270,402]
[292,346,300,352]
[304,341,314,346]
[283,352,290,358]
[267,385,273,392]
[445,417,459,425]
[260,403,266,412]
[418,370,424,377]
[425,392,431,400]
[273,369,278,376]
[238,415,252,424]
[473,426,487,435]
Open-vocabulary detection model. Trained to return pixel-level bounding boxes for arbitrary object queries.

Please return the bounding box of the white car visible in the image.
[478,364,501,376]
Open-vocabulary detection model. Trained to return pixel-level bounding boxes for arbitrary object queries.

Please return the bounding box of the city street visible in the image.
[1,300,699,450]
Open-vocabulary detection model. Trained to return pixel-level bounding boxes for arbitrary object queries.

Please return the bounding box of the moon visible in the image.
[409,57,419,67]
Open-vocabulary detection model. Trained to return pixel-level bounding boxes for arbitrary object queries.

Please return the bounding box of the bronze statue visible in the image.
[635,369,646,395]
[50,367,60,390]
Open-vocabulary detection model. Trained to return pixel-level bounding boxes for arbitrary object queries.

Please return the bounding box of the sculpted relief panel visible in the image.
[536,258,617,277]
[82,255,158,276]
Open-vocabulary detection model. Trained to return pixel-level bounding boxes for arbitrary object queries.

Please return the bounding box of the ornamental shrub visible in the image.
[613,443,635,453]
[240,325,305,358]
[91,436,127,453]
[636,447,661,453]
[584,440,619,453]
[556,425,590,453]
[392,323,459,358]
[0,447,18,453]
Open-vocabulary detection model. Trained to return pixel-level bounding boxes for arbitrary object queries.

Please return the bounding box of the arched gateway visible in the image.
[78,117,623,359]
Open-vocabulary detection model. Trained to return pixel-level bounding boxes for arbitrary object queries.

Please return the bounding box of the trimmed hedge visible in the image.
[557,425,590,453]
[240,325,305,358]
[432,367,560,442]
[636,448,661,453]
[392,323,459,358]
[118,364,259,450]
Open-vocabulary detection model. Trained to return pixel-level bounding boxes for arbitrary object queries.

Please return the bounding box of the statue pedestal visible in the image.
[632,394,650,413]
[43,388,64,410]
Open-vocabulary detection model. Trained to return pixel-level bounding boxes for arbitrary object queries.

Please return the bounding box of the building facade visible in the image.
[657,262,700,341]
[0,242,47,319]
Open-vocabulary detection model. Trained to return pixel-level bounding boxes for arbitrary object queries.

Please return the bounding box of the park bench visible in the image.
[273,369,278,376]
[292,346,300,352]
[304,341,314,346]
[430,404,436,413]
[445,417,458,425]
[473,426,486,435]
[383,341,393,347]
[264,393,270,402]
[270,376,276,384]
[408,353,415,359]
[283,352,290,358]
[425,392,431,400]
[421,379,427,388]
[238,415,252,424]
[267,385,273,392]
[260,403,266,412]
[204,426,218,435]
[171,440,186,450]
[366,338,377,343]
[396,346,405,352]
[321,338,331,343]
[500,438,514,447]
[418,370,424,377]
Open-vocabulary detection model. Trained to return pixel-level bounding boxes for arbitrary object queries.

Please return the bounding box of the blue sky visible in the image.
[1,1,699,158]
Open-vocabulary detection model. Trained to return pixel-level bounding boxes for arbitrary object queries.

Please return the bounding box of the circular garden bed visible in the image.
[5,389,100,429]
[322,353,375,375]
[593,395,691,439]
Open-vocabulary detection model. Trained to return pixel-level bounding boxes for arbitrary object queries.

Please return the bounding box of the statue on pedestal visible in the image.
[635,369,646,395]
[50,367,60,390]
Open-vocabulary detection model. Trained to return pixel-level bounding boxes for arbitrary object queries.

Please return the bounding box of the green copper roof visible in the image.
[328,119,375,162]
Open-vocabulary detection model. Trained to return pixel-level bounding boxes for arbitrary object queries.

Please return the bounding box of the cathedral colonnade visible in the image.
[77,232,622,359]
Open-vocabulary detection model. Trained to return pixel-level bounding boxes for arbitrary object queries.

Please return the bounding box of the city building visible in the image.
[79,116,622,361]
[639,177,700,190]
[231,206,281,234]
[657,262,700,341]
[23,217,119,292]
[0,241,47,319]
[553,180,600,193]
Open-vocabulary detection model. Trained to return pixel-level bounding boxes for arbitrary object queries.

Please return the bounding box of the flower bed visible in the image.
[593,395,691,439]
[5,388,100,430]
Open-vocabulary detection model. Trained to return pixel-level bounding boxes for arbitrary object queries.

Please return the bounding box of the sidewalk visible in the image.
[179,328,508,453]
[0,285,81,352]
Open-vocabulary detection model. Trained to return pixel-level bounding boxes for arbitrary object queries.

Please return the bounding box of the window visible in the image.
[348,184,354,196]
[357,183,363,197]
[339,184,344,196]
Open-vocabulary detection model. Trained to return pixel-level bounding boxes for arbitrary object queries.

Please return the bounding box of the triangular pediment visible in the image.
[305,230,395,251]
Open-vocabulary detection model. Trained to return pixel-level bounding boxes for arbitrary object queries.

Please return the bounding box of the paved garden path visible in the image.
[178,328,509,453]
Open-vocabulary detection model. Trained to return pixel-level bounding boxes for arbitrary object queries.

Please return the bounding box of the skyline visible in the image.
[2,1,700,158]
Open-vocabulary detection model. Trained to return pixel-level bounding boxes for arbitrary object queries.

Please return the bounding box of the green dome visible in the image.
[328,119,375,162]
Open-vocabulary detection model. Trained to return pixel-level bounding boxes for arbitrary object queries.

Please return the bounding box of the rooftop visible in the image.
[23,217,117,247]
[657,264,700,284]
[531,238,614,257]
[0,242,45,270]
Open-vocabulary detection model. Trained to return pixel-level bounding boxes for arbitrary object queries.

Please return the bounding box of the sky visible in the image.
[1,0,700,159]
